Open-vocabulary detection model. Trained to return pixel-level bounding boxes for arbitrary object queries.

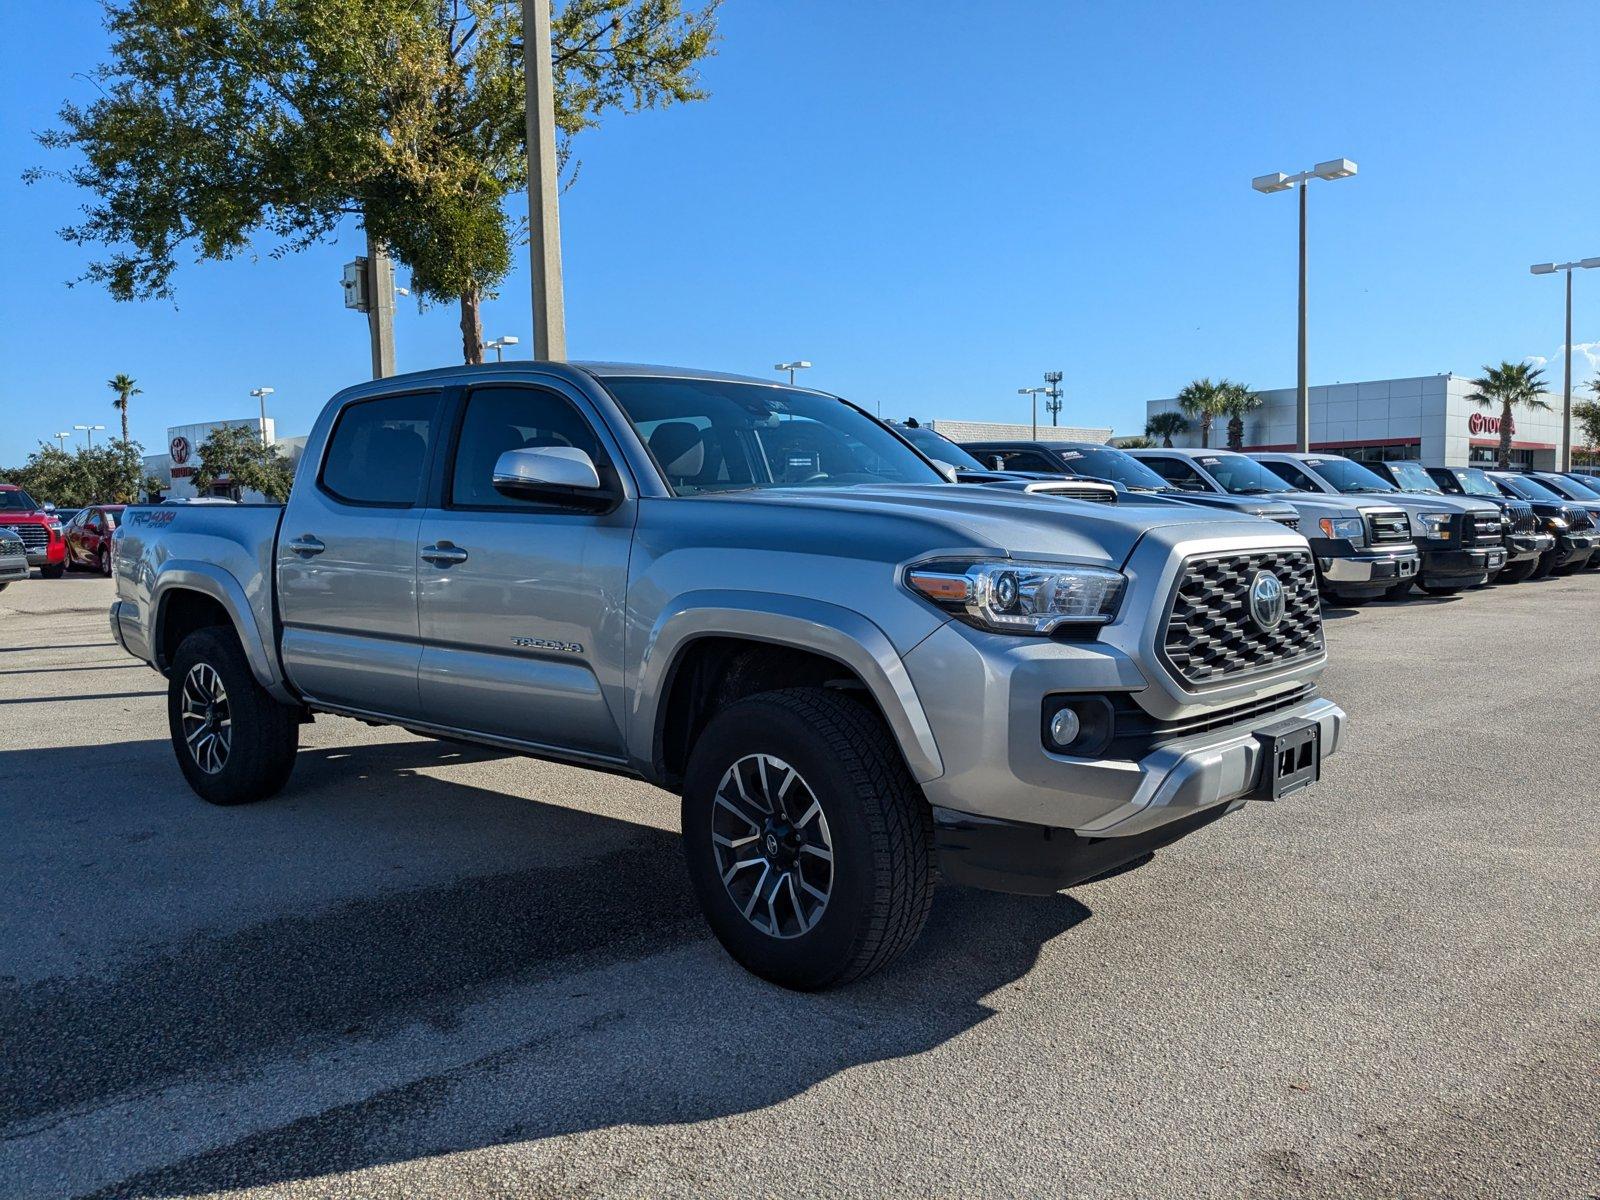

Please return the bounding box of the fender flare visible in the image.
[150,562,294,702]
[631,590,944,784]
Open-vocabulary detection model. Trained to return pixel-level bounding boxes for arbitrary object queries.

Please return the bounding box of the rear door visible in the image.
[414,380,637,759]
[276,389,445,719]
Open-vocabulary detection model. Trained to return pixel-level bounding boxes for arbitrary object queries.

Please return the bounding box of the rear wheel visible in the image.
[682,688,935,990]
[168,626,299,805]
[97,546,112,576]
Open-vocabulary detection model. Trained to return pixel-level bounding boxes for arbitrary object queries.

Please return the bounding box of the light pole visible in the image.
[250,387,275,442]
[1530,257,1600,472]
[522,0,567,361]
[54,431,71,450]
[74,423,106,448]
[486,335,521,362]
[1043,370,1064,426]
[1252,157,1359,452]
[1018,387,1047,439]
[774,360,812,386]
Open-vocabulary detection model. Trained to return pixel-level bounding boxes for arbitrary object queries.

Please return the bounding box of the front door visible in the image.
[276,390,443,719]
[415,382,636,760]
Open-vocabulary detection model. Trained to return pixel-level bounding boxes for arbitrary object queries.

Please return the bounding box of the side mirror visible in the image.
[937,462,960,483]
[492,446,611,508]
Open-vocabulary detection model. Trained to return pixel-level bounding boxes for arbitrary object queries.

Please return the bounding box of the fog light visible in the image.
[1048,706,1081,748]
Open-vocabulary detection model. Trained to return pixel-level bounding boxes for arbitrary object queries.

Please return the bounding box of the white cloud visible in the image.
[1522,341,1600,386]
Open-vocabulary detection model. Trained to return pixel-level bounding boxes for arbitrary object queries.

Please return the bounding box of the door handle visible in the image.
[286,534,325,557]
[421,542,469,567]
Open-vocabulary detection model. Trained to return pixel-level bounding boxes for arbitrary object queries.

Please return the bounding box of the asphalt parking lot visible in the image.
[1,571,1596,1199]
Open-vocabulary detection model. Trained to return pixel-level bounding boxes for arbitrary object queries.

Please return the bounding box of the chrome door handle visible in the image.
[421,543,469,567]
[286,534,325,557]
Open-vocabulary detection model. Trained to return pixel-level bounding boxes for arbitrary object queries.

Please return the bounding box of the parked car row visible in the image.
[943,435,1600,603]
[0,487,130,578]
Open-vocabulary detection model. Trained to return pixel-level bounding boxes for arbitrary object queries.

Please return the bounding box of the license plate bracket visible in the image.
[1254,718,1321,800]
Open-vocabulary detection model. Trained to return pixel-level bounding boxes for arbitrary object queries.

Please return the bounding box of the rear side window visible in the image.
[449,385,605,508]
[1142,456,1208,490]
[321,393,440,506]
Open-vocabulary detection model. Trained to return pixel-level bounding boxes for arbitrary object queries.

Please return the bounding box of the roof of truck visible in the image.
[334,360,802,391]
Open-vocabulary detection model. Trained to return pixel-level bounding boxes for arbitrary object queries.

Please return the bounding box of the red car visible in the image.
[62,504,127,576]
[0,484,66,578]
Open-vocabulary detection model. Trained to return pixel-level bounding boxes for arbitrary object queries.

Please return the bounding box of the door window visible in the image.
[449,386,606,509]
[995,450,1058,473]
[320,392,440,507]
[1142,456,1209,490]
[1258,460,1320,492]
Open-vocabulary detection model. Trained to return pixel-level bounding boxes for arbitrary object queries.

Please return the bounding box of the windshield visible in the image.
[0,489,40,510]
[1194,454,1297,495]
[1496,475,1562,502]
[1533,476,1588,501]
[600,377,947,495]
[1304,457,1397,494]
[1051,445,1169,490]
[1561,474,1600,497]
[896,425,986,471]
[1386,461,1439,492]
[1456,469,1502,498]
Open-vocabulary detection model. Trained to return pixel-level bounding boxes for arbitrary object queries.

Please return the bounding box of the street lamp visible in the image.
[1252,156,1359,452]
[486,335,520,362]
[1529,256,1600,471]
[1018,387,1048,439]
[74,423,106,448]
[774,360,811,386]
[249,387,275,441]
[1043,371,1064,426]
[54,431,71,450]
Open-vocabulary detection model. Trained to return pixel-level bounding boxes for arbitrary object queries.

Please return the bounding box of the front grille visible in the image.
[1159,548,1324,687]
[1366,510,1411,544]
[1568,508,1596,532]
[1274,515,1301,531]
[1508,503,1536,534]
[1463,512,1503,547]
[11,524,47,551]
[0,533,23,555]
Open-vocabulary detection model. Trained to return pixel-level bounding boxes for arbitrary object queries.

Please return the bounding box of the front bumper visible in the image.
[1419,544,1503,586]
[1317,547,1419,592]
[24,544,64,567]
[1506,532,1555,563]
[1549,532,1596,569]
[0,554,27,582]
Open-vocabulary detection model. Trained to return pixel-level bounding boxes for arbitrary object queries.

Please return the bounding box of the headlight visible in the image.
[906,559,1126,634]
[1318,517,1364,541]
[1546,516,1569,531]
[1415,511,1452,539]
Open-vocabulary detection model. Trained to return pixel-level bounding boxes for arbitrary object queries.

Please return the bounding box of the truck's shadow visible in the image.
[0,736,1088,1197]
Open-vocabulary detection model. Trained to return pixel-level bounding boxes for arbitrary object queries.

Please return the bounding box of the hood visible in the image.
[685,483,1284,569]
[1359,492,1499,517]
[1138,490,1299,521]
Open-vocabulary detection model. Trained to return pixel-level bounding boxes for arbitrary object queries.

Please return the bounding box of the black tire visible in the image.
[1383,580,1414,601]
[1419,583,1464,596]
[682,688,935,991]
[1497,559,1537,584]
[168,626,299,805]
[1529,555,1556,580]
[39,563,64,579]
[98,546,112,577]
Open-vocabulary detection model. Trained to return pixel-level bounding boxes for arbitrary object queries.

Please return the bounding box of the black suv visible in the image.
[1431,467,1595,578]
[1368,461,1544,584]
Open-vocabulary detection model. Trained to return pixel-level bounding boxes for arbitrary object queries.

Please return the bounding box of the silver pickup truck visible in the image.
[110,363,1345,989]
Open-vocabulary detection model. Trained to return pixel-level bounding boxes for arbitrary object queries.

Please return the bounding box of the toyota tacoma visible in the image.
[110,364,1345,989]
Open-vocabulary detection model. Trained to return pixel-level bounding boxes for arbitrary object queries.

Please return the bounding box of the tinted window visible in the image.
[1140,456,1210,490]
[321,393,439,506]
[1302,457,1397,493]
[897,426,986,470]
[1561,475,1600,497]
[994,450,1058,473]
[1196,455,1295,495]
[0,489,39,511]
[450,386,605,508]
[1049,446,1167,490]
[1385,461,1439,492]
[600,377,944,495]
[1495,475,1561,502]
[1257,460,1322,493]
[1533,476,1585,500]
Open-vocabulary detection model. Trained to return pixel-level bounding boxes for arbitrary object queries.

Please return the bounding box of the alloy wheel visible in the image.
[180,662,232,775]
[711,753,834,939]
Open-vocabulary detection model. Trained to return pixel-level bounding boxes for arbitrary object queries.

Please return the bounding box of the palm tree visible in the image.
[1218,380,1263,451]
[107,373,142,503]
[107,373,140,446]
[1465,362,1551,469]
[1145,411,1189,448]
[1175,378,1229,449]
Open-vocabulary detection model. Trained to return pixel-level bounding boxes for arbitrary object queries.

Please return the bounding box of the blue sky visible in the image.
[2,0,1596,465]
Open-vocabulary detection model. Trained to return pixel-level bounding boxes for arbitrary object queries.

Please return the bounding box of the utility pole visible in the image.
[365,232,397,378]
[523,0,567,360]
[54,431,71,450]
[1043,371,1064,426]
[1018,387,1047,439]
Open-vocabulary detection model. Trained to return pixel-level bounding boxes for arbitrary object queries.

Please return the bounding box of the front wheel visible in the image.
[1384,580,1415,601]
[682,688,935,990]
[168,626,299,805]
[1419,583,1464,596]
[39,563,64,579]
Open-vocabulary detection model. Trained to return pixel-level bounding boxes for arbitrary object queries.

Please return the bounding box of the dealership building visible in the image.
[142,417,307,502]
[1145,373,1575,469]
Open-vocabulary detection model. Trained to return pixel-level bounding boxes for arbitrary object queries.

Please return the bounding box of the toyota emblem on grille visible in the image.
[1247,570,1286,631]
